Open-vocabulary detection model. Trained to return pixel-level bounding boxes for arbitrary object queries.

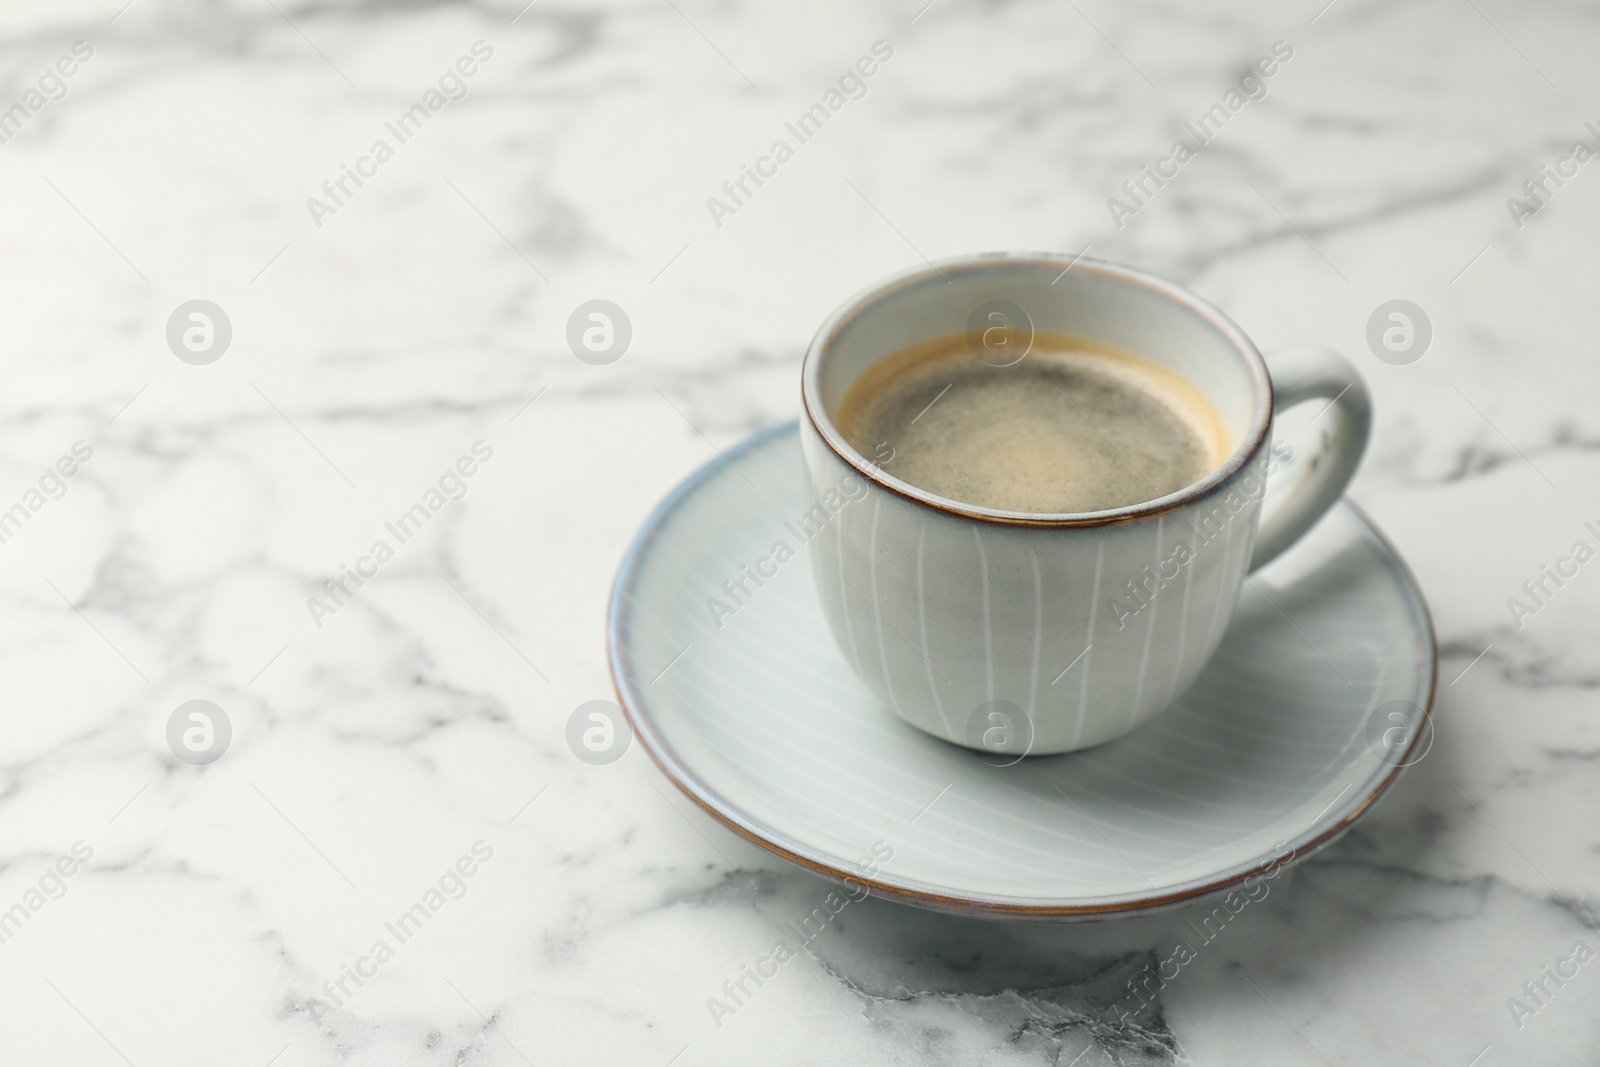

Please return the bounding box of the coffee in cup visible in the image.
[834,333,1231,514]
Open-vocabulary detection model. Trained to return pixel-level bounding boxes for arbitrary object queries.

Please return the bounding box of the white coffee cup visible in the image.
[800,252,1371,755]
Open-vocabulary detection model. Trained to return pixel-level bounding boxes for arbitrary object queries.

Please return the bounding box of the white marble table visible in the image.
[2,0,1597,1063]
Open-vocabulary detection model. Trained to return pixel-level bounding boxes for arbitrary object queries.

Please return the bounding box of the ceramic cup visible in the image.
[799,252,1371,756]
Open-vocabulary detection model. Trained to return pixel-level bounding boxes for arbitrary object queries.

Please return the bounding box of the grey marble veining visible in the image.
[0,0,1597,1063]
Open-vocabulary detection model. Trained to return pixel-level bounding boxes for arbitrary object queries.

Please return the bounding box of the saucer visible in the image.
[608,421,1437,921]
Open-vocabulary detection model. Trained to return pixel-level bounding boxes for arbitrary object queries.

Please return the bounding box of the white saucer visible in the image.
[608,422,1437,921]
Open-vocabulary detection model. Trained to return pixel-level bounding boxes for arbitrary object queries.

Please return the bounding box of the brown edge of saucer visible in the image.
[604,421,1440,923]
[798,252,1277,530]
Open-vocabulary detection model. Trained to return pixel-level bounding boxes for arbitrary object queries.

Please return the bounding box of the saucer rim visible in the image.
[608,420,1439,921]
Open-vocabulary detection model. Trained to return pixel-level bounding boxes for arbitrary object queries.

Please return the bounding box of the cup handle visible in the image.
[1248,345,1372,571]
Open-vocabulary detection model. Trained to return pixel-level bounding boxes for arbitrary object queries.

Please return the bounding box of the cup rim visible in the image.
[800,251,1275,528]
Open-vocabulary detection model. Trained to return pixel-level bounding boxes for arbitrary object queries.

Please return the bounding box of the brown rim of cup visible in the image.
[800,252,1275,529]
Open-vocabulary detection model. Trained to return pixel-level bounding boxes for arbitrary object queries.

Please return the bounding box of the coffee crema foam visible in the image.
[836,333,1232,514]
